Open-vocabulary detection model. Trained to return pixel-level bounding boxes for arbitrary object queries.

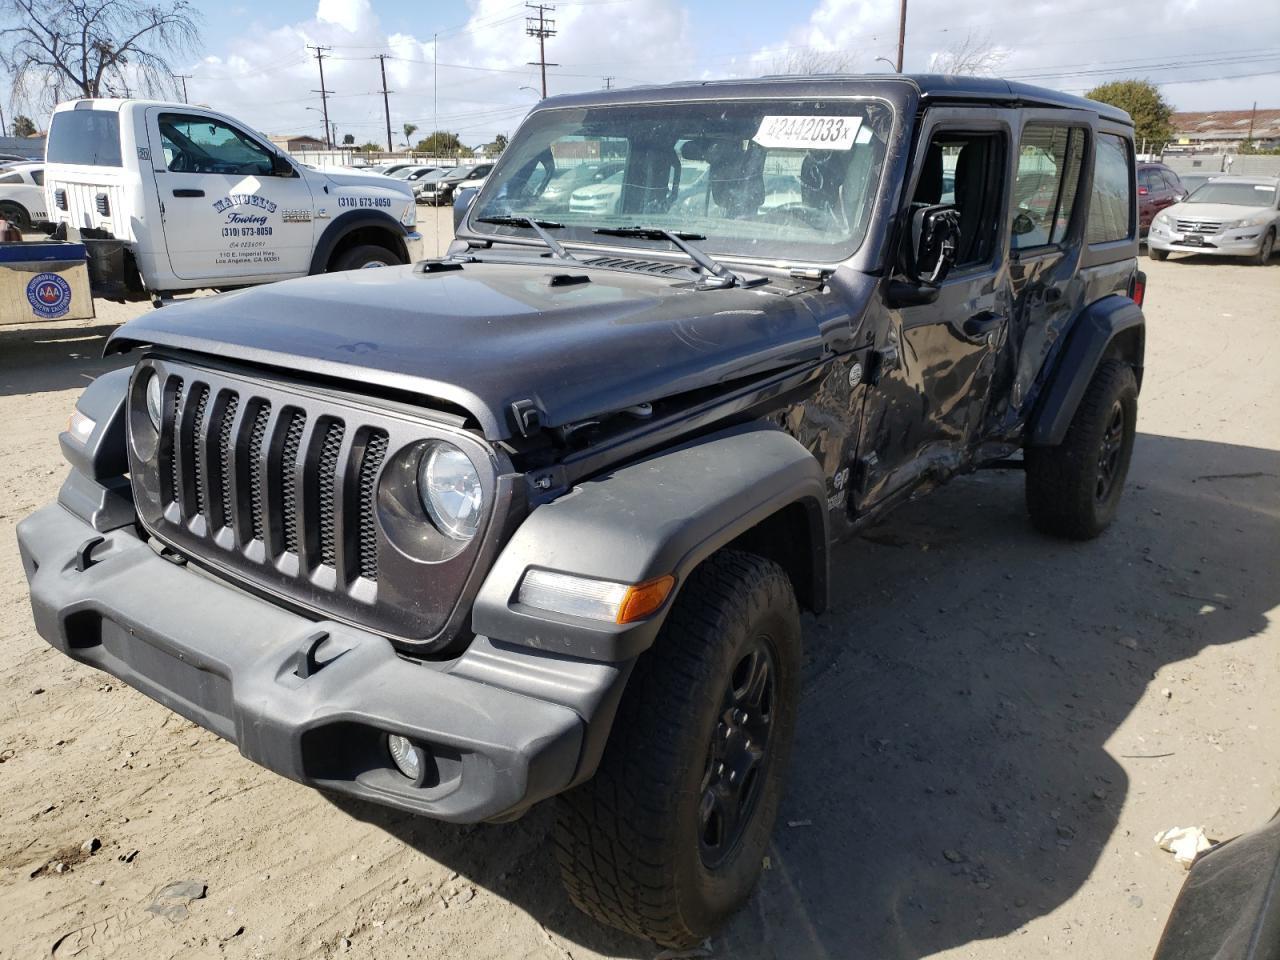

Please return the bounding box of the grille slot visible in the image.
[357,432,389,581]
[583,256,688,276]
[215,394,238,529]
[317,421,345,568]
[165,377,184,503]
[279,411,306,555]
[189,386,210,518]
[247,402,270,541]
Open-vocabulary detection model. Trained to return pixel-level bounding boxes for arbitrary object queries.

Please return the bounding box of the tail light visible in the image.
[1130,271,1146,307]
[1138,186,1149,196]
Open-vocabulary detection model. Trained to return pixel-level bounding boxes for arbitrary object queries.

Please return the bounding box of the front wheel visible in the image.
[1252,229,1275,266]
[1025,359,1138,540]
[329,244,403,271]
[555,551,801,948]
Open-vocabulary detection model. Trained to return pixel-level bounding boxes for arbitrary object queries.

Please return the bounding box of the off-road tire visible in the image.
[554,550,801,947]
[1025,359,1138,540]
[1148,247,1169,261]
[0,201,30,231]
[330,244,402,271]
[1252,229,1275,266]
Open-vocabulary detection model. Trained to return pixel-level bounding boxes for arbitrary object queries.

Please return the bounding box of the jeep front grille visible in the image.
[128,357,505,648]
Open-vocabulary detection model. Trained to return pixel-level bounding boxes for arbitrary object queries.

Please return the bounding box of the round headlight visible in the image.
[418,442,483,541]
[144,371,163,431]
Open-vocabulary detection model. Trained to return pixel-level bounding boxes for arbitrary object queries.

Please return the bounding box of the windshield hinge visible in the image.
[789,267,832,281]
[510,398,544,438]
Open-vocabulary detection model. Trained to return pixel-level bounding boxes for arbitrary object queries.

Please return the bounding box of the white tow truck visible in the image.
[42,99,423,302]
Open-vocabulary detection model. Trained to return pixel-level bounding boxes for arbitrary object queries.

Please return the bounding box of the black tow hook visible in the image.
[74,536,105,572]
[292,630,347,680]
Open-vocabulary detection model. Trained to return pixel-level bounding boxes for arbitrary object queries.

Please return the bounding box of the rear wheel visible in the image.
[1025,359,1138,540]
[1252,229,1275,266]
[330,244,402,271]
[554,550,801,948]
[0,201,30,231]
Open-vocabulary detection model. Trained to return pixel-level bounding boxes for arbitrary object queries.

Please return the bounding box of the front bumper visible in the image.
[16,502,603,823]
[1148,225,1268,256]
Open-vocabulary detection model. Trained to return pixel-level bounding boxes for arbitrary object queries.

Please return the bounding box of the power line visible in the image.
[308,45,334,148]
[526,3,557,99]
[376,54,393,151]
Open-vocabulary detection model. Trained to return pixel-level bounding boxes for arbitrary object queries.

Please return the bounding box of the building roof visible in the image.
[270,133,326,143]
[1173,108,1280,139]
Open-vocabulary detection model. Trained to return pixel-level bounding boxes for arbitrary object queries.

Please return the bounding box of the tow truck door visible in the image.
[145,108,315,283]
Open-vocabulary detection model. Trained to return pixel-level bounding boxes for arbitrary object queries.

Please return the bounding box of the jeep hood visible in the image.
[107,261,826,440]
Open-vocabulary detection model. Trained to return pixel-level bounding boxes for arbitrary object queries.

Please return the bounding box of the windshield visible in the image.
[471,98,893,263]
[1186,181,1278,206]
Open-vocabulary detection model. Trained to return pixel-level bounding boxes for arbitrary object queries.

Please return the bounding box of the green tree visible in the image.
[11,114,37,137]
[415,130,471,155]
[342,133,355,145]
[358,141,382,153]
[402,122,418,147]
[483,133,509,157]
[1085,80,1175,148]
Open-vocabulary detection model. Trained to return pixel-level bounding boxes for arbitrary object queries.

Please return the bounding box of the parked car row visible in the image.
[1147,175,1279,265]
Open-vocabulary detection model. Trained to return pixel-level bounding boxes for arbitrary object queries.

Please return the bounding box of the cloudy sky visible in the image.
[170,0,1277,148]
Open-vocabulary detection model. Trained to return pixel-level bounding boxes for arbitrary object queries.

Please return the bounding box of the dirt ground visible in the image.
[1,215,1277,960]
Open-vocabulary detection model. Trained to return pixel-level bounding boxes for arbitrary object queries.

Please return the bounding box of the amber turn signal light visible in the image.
[616,575,676,624]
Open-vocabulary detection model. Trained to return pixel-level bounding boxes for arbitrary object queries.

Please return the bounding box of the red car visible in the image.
[1138,162,1185,237]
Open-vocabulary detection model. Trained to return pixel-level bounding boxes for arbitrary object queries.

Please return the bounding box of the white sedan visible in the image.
[0,163,49,230]
[1148,176,1279,265]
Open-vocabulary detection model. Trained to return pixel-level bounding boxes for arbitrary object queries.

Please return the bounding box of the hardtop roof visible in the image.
[533,74,1133,126]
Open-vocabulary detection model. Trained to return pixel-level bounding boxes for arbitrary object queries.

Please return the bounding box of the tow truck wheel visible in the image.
[0,202,30,231]
[1025,359,1138,540]
[554,550,801,948]
[330,244,402,271]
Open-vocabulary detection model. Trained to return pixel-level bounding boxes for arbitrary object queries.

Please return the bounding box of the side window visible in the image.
[30,170,45,186]
[1086,134,1133,244]
[1138,169,1160,196]
[1011,125,1085,250]
[157,113,275,177]
[1161,171,1182,194]
[911,131,1006,267]
[0,173,21,185]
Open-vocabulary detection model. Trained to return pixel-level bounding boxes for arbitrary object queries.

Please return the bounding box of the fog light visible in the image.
[387,734,421,781]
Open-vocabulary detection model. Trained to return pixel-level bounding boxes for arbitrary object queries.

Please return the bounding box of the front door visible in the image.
[854,115,1014,509]
[147,109,315,283]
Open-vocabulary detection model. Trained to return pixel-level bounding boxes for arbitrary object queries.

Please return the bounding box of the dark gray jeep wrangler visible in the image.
[19,75,1147,946]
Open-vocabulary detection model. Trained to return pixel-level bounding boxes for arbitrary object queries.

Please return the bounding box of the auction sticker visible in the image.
[753,115,862,150]
[26,272,72,320]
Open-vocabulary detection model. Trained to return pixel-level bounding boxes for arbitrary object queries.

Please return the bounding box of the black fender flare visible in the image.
[308,209,408,274]
[1028,294,1145,447]
[472,421,830,664]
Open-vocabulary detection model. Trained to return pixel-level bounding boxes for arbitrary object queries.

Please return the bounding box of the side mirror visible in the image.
[271,153,294,178]
[887,204,960,309]
[453,186,479,232]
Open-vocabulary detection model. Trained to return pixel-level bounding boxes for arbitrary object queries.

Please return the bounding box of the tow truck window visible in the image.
[46,110,123,167]
[158,114,275,177]
[1011,125,1085,250]
[1087,134,1134,244]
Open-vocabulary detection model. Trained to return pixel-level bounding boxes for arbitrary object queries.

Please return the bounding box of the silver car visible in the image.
[1147,176,1279,265]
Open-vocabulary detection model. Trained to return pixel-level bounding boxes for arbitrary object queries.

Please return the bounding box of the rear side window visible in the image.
[31,169,44,186]
[0,173,20,185]
[1011,125,1085,250]
[47,110,123,167]
[1087,134,1133,244]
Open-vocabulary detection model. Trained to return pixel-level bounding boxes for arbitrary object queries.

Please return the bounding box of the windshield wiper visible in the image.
[593,226,742,286]
[477,215,578,262]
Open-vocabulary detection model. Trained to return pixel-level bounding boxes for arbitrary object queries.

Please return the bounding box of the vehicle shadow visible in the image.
[330,431,1280,959]
[0,322,128,398]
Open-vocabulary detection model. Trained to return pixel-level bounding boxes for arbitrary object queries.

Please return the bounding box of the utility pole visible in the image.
[1247,101,1257,143]
[603,76,614,90]
[433,33,438,143]
[308,45,334,148]
[173,73,191,103]
[895,0,907,73]
[525,3,557,99]
[376,54,394,152]
[0,104,7,138]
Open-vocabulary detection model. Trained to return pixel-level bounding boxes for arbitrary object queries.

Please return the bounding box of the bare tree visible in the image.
[928,31,1006,76]
[770,47,856,76]
[0,0,200,112]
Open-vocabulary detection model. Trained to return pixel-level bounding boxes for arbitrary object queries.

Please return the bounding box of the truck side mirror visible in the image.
[453,187,479,232]
[271,153,295,178]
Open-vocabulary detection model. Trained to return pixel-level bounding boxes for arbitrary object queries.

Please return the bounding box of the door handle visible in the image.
[172,188,204,198]
[962,311,1004,343]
